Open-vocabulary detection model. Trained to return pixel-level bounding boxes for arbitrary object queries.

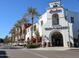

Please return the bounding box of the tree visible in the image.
[9,27,16,43]
[14,23,21,44]
[9,17,28,44]
[18,18,28,42]
[27,7,39,41]
[0,38,4,43]
[4,36,11,44]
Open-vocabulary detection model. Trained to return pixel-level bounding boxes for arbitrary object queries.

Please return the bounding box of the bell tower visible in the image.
[49,0,61,8]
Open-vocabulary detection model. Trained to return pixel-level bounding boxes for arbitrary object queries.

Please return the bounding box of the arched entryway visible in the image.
[51,32,63,47]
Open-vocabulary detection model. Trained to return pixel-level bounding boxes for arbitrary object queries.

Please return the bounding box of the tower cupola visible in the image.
[49,0,61,8]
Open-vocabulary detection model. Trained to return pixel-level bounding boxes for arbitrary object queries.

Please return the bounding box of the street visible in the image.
[0,48,79,58]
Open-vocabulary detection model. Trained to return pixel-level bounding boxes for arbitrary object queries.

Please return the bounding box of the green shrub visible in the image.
[26,44,40,48]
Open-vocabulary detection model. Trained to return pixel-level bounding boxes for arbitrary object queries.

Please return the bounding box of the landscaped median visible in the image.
[25,44,40,49]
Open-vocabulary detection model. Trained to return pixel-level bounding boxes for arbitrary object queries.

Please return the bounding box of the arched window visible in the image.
[53,5,58,8]
[52,14,59,25]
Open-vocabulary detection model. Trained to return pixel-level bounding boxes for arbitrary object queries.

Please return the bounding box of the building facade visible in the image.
[38,1,79,47]
[25,23,38,42]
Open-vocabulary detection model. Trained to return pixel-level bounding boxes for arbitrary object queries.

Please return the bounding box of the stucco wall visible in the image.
[38,7,78,47]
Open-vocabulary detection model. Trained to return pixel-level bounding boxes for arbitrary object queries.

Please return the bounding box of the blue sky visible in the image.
[0,0,79,38]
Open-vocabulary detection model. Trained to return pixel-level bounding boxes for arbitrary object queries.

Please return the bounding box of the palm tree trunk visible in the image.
[23,27,25,40]
[31,17,34,43]
[36,36,38,45]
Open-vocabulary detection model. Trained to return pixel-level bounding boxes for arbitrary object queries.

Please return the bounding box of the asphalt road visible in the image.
[0,48,79,58]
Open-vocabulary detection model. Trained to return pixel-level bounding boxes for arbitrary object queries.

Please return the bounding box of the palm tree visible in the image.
[27,7,39,41]
[9,17,28,45]
[4,35,9,44]
[14,23,21,43]
[19,18,28,41]
[9,27,16,44]
[15,18,28,43]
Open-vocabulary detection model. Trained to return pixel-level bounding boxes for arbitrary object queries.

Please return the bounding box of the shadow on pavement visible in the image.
[0,51,8,58]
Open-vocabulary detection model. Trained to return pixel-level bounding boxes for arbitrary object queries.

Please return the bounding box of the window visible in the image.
[71,17,74,23]
[52,14,59,25]
[30,28,32,32]
[41,21,43,26]
[53,5,58,8]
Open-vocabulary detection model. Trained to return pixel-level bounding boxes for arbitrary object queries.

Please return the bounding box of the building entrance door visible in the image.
[51,32,63,47]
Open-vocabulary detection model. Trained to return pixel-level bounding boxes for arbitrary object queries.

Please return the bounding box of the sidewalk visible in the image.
[28,47,70,51]
[27,47,79,51]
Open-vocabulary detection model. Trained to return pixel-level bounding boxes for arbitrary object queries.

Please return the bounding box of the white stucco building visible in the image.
[25,23,38,42]
[38,0,79,47]
[24,0,79,47]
